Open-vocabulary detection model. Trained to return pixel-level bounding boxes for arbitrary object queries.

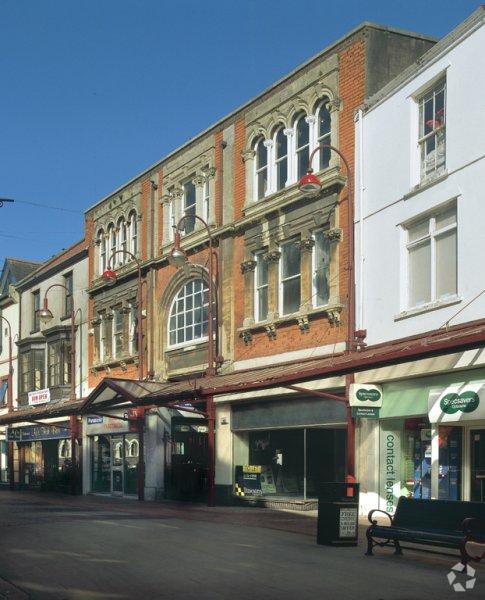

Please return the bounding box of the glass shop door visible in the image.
[111,436,124,495]
[471,429,485,502]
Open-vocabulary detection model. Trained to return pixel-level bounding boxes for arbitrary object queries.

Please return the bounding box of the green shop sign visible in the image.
[440,392,480,414]
[356,388,381,402]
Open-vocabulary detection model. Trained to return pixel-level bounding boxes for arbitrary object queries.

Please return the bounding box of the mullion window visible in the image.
[296,115,310,180]
[112,307,124,358]
[313,230,330,307]
[418,80,446,180]
[280,240,301,315]
[183,181,196,234]
[317,101,331,170]
[255,138,268,200]
[254,252,269,322]
[274,128,288,191]
[168,279,209,347]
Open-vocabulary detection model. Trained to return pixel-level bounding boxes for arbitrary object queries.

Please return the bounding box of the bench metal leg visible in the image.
[394,540,403,556]
[365,528,374,556]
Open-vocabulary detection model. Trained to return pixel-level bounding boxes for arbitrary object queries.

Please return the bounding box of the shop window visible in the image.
[312,230,330,307]
[168,279,209,347]
[183,180,196,234]
[48,340,71,387]
[438,426,462,501]
[316,99,331,170]
[32,290,40,332]
[0,440,7,483]
[406,204,457,308]
[418,78,446,182]
[58,439,72,459]
[0,379,7,405]
[254,251,268,322]
[63,272,73,316]
[20,348,45,394]
[279,240,301,315]
[112,307,123,358]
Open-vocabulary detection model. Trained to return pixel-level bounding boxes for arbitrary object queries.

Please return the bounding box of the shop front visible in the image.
[6,421,75,492]
[231,394,347,506]
[362,368,485,515]
[85,412,140,497]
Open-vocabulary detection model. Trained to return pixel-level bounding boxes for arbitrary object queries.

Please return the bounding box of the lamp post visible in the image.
[38,284,83,494]
[169,214,219,507]
[0,315,15,490]
[102,250,144,381]
[298,144,356,480]
[102,249,145,501]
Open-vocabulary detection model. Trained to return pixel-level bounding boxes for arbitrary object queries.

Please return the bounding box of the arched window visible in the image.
[107,223,116,267]
[98,230,106,275]
[168,278,209,347]
[316,99,331,170]
[273,127,288,191]
[130,440,139,458]
[118,218,127,263]
[254,137,268,201]
[295,113,310,180]
[129,211,138,256]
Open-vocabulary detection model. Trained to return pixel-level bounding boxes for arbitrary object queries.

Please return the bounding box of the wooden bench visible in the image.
[365,497,485,565]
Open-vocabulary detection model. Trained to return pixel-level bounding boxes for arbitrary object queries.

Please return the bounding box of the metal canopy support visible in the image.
[283,385,346,402]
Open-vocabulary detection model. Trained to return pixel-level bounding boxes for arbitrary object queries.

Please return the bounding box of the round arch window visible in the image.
[168,278,209,347]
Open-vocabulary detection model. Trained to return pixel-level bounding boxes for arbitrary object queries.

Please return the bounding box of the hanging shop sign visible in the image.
[349,383,382,418]
[7,421,70,442]
[428,382,485,423]
[234,465,277,496]
[28,388,50,406]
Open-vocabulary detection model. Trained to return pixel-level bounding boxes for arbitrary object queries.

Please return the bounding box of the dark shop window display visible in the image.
[91,433,139,495]
[241,428,346,498]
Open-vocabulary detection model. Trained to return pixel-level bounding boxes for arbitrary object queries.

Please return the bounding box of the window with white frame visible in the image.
[108,224,116,267]
[316,100,331,170]
[295,113,310,181]
[168,279,209,347]
[118,217,127,263]
[112,306,123,358]
[274,127,288,192]
[98,230,106,275]
[406,204,457,309]
[254,252,269,322]
[128,300,138,355]
[279,240,301,315]
[129,211,138,255]
[183,180,196,234]
[312,230,330,307]
[254,137,268,201]
[418,79,446,181]
[98,312,106,362]
[203,178,210,222]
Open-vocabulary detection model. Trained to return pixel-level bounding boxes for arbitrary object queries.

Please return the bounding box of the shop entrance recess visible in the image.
[471,429,485,502]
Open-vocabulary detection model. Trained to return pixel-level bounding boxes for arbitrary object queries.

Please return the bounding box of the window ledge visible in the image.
[239,303,343,337]
[92,354,138,372]
[394,295,462,321]
[404,171,448,201]
[243,167,346,220]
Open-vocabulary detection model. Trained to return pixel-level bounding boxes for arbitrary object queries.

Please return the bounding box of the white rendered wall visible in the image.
[355,22,485,346]
[0,299,20,410]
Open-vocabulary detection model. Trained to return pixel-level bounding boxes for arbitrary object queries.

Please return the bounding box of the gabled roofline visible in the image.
[85,21,435,215]
[363,5,485,113]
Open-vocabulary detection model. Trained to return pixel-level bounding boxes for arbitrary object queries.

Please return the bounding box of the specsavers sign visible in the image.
[350,383,382,418]
[428,381,485,423]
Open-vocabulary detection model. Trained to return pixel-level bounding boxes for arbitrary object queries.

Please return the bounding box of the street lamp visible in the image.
[101,250,144,380]
[298,143,356,481]
[170,214,220,507]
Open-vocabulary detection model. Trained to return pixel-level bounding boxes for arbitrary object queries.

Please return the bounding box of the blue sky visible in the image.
[0,0,480,263]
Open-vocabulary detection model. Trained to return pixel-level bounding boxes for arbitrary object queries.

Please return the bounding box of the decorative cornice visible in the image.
[327,309,341,326]
[297,315,310,332]
[265,323,277,340]
[239,330,252,345]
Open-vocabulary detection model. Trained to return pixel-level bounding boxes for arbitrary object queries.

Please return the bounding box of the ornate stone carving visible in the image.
[203,166,217,179]
[160,193,173,205]
[172,188,183,200]
[328,97,342,112]
[326,228,342,243]
[241,149,255,163]
[119,360,128,372]
[192,175,205,187]
[327,309,341,326]
[91,317,101,326]
[105,312,114,321]
[265,323,277,340]
[305,115,317,125]
[297,238,315,252]
[283,128,293,137]
[263,139,274,148]
[264,250,281,263]
[239,330,252,345]
[297,316,310,332]
[240,259,257,274]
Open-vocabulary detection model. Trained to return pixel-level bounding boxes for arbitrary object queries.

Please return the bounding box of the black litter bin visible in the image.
[317,481,360,546]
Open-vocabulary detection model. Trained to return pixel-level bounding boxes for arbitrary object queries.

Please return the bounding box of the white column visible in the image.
[430,423,439,499]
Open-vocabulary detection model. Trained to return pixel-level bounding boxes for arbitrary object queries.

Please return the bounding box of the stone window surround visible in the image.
[160,146,217,250]
[95,209,141,277]
[243,87,341,209]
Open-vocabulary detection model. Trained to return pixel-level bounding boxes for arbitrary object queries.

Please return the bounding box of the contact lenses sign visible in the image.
[429,382,485,423]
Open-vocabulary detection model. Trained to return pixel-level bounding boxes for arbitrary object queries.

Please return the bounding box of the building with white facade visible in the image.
[354,6,485,514]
